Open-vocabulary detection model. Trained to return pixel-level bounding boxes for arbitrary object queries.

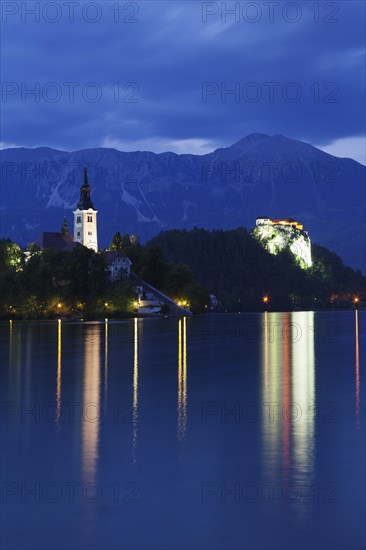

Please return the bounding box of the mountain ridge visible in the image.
[1,134,365,272]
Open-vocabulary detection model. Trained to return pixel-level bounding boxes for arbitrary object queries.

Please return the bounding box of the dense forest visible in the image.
[146,227,366,311]
[0,235,208,318]
[0,226,365,318]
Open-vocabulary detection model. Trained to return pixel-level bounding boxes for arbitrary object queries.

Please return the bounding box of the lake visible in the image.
[1,311,365,550]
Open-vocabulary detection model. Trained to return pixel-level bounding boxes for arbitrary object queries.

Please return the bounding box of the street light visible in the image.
[262,295,269,304]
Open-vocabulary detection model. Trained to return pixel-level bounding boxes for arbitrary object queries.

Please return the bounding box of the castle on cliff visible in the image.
[253,217,312,269]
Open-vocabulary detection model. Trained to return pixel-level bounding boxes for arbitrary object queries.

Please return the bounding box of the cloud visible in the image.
[0,141,23,149]
[318,136,366,165]
[1,1,365,153]
[101,136,217,155]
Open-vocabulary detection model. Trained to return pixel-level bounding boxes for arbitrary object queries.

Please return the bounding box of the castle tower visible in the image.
[73,165,98,252]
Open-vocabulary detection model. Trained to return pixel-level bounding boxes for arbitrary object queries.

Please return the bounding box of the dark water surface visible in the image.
[1,312,365,550]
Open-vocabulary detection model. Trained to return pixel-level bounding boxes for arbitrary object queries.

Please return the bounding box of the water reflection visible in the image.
[282,312,291,482]
[261,312,315,501]
[9,319,13,366]
[7,321,22,401]
[292,312,315,484]
[81,325,101,482]
[263,311,268,388]
[104,319,109,407]
[132,318,139,464]
[25,325,33,404]
[56,320,62,426]
[355,310,360,429]
[261,312,283,469]
[177,317,187,444]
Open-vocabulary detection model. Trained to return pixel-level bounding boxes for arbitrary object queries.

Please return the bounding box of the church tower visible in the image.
[73,165,98,252]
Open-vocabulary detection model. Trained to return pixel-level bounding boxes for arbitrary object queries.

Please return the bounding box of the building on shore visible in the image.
[104,250,132,281]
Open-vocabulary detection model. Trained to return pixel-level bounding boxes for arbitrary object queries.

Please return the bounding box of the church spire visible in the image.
[61,216,69,236]
[77,164,94,210]
[73,165,98,253]
[83,163,88,186]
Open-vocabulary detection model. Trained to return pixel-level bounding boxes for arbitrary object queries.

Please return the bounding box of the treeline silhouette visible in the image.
[146,227,366,311]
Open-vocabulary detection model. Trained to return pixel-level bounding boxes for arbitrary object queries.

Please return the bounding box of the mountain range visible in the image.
[1,133,365,272]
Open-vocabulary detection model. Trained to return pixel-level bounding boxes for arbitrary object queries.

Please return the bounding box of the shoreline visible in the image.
[1,307,363,322]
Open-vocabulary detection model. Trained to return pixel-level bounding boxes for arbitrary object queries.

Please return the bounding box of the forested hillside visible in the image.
[147,227,366,311]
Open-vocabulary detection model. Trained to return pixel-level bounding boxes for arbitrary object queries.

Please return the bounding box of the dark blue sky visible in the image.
[1,1,365,162]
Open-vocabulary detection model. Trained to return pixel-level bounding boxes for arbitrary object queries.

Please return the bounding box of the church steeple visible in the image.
[77,164,94,210]
[73,164,98,253]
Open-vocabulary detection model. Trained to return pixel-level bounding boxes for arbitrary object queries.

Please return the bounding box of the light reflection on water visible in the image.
[355,310,360,428]
[2,312,364,550]
[291,312,315,484]
[56,319,62,427]
[177,316,187,445]
[132,317,139,464]
[104,319,108,408]
[5,313,362,472]
[261,312,315,516]
[81,324,101,483]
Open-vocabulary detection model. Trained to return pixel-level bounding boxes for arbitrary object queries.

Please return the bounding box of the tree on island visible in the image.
[110,231,131,250]
[1,226,365,318]
[0,239,23,270]
[108,231,145,272]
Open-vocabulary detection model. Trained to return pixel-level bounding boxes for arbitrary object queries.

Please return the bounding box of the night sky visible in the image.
[1,1,365,163]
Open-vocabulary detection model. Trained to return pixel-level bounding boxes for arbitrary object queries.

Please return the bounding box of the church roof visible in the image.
[36,232,76,250]
[77,165,94,210]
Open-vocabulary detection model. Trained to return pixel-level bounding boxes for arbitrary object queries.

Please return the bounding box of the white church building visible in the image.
[36,166,132,280]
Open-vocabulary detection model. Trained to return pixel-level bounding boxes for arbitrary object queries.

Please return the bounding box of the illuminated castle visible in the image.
[256,217,306,231]
[253,217,312,269]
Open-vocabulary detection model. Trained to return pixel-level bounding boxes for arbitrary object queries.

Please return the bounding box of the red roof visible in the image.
[36,232,76,250]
